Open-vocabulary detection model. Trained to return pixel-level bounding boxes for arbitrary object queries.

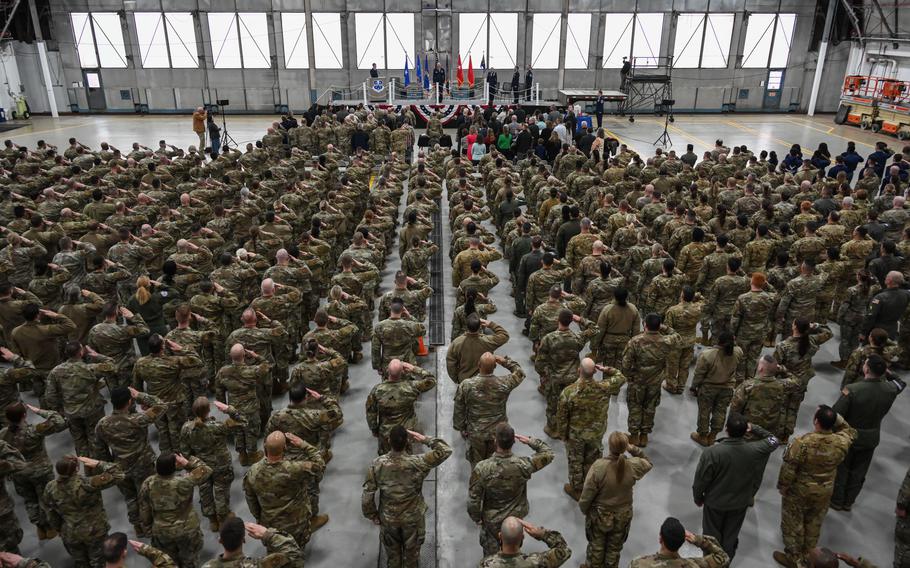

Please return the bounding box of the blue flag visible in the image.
[480,54,486,70]
[423,54,430,89]
[403,56,410,86]
[416,54,422,81]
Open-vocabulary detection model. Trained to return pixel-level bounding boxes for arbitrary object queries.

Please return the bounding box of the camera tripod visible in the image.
[653,111,673,147]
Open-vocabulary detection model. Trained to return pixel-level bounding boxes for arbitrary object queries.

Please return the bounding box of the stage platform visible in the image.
[330,98,559,108]
[323,99,561,126]
[557,89,627,105]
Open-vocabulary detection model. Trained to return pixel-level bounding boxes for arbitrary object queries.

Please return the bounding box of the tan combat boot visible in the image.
[247,450,264,464]
[628,433,640,446]
[562,483,581,501]
[638,434,649,447]
[238,452,249,467]
[707,432,717,445]
[207,516,220,532]
[690,432,710,447]
[309,514,329,532]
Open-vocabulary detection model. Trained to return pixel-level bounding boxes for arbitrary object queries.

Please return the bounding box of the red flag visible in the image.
[467,55,475,87]
[456,55,464,87]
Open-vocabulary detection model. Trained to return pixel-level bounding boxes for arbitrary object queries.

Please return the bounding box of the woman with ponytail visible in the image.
[126,275,168,355]
[773,317,833,435]
[0,402,66,540]
[690,331,743,446]
[583,261,622,320]
[578,431,652,568]
[450,287,496,339]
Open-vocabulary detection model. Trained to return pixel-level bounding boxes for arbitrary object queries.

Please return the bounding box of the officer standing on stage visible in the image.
[433,63,446,92]
[511,67,521,104]
[525,66,534,102]
[595,90,605,129]
[487,68,499,106]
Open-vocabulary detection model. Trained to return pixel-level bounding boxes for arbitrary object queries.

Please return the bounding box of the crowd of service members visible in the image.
[0,105,904,568]
[441,117,907,568]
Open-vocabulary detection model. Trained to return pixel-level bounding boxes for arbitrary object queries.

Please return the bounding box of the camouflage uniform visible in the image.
[535,320,599,433]
[0,354,37,426]
[95,391,168,533]
[836,283,881,362]
[266,396,342,513]
[742,237,777,274]
[773,325,833,433]
[244,440,326,547]
[528,297,587,344]
[291,348,347,396]
[362,437,452,568]
[642,272,688,318]
[44,353,114,459]
[556,369,626,493]
[621,327,679,438]
[777,414,856,567]
[180,407,247,524]
[371,317,426,369]
[366,366,436,454]
[691,346,743,437]
[139,456,212,568]
[776,273,826,336]
[453,357,525,466]
[166,324,218,409]
[0,408,66,532]
[841,340,900,388]
[214,355,272,459]
[468,438,555,555]
[730,288,777,381]
[703,274,749,341]
[200,528,303,567]
[0,440,25,552]
[896,466,910,568]
[663,300,704,393]
[628,534,727,567]
[478,528,571,568]
[224,323,288,427]
[582,275,624,320]
[87,314,150,389]
[43,460,124,568]
[525,265,573,314]
[729,369,802,441]
[133,352,204,455]
[579,448,653,568]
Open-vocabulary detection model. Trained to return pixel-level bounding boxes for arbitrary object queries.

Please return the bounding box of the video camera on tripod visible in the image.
[204,99,237,148]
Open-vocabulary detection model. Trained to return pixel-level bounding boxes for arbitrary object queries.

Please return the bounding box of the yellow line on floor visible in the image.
[782,118,876,149]
[723,119,794,148]
[16,119,101,137]
[635,118,714,150]
[666,123,714,150]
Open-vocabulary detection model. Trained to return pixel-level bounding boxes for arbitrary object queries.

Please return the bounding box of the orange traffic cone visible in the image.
[417,336,429,356]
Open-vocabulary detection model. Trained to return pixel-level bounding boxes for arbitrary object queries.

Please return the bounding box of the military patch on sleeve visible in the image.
[872,298,880,304]
[767,436,779,447]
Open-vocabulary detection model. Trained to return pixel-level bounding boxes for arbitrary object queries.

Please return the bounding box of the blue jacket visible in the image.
[841,150,865,172]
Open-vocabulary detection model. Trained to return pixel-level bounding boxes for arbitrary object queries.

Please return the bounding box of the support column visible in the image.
[27,0,57,117]
[557,0,569,92]
[808,0,837,116]
[304,0,317,103]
